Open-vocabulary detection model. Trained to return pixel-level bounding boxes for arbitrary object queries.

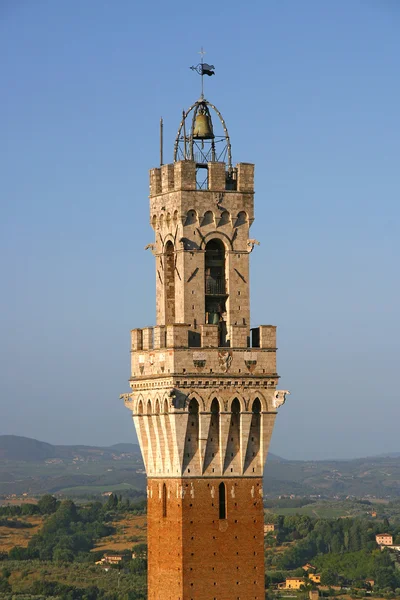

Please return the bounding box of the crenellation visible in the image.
[236,162,255,192]
[166,323,191,348]
[153,325,166,349]
[149,167,162,197]
[174,160,196,190]
[142,327,154,350]
[228,324,249,348]
[259,325,277,348]
[131,328,143,351]
[161,163,175,192]
[200,324,219,347]
[207,161,226,190]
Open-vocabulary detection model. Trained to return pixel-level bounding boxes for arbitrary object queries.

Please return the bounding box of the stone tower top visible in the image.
[123,91,289,481]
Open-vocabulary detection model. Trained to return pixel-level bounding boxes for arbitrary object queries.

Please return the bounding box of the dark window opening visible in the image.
[162,483,167,518]
[219,482,227,520]
[205,239,227,345]
[165,241,175,324]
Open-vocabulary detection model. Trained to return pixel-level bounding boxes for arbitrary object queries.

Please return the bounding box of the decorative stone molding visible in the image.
[272,390,290,409]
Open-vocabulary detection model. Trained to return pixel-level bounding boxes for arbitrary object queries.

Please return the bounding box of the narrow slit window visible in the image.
[162,483,167,518]
[219,482,227,520]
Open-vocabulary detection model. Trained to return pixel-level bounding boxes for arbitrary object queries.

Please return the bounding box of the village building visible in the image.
[95,554,123,566]
[376,533,393,546]
[278,577,305,590]
[264,523,277,534]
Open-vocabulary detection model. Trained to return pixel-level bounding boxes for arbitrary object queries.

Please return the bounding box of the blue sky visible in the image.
[1,0,399,460]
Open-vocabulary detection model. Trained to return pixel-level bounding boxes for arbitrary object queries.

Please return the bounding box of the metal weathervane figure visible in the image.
[190,47,215,99]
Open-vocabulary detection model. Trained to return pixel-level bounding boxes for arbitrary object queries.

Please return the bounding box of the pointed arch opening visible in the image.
[163,398,173,474]
[183,398,200,473]
[164,241,175,325]
[224,398,241,473]
[204,398,220,473]
[244,398,261,473]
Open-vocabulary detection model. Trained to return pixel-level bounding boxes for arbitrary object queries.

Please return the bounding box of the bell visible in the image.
[193,113,214,139]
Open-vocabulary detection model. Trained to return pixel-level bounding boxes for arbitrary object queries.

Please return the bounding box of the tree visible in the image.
[375,568,395,590]
[38,494,58,515]
[53,547,74,563]
[321,568,338,586]
[0,577,11,592]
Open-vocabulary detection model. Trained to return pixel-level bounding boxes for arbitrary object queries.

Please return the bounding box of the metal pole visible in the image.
[160,117,163,166]
[182,110,187,160]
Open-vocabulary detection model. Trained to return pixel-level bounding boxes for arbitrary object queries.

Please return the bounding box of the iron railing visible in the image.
[205,276,225,295]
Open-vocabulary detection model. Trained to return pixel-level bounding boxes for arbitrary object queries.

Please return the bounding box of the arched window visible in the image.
[164,241,175,324]
[219,482,227,520]
[162,483,167,518]
[205,240,226,345]
[189,398,199,415]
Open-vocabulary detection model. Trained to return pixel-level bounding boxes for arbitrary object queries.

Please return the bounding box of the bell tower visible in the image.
[122,90,289,600]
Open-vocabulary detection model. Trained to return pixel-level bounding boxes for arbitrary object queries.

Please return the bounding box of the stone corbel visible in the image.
[120,393,134,409]
[272,390,290,409]
[247,239,260,253]
[169,388,189,410]
[144,243,156,256]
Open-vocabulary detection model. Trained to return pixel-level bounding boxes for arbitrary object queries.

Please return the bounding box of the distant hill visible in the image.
[110,443,141,453]
[1,435,399,499]
[0,435,57,462]
[0,435,141,462]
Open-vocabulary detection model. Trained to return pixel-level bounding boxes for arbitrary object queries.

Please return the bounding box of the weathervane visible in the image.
[190,47,215,99]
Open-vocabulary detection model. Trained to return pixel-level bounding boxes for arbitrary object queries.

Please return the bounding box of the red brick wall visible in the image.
[147,477,265,600]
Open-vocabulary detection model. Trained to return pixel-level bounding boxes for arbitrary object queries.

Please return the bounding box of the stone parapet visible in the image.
[130,345,277,379]
[131,324,275,352]
[149,161,255,197]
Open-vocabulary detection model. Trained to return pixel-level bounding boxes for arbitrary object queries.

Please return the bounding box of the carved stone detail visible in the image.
[272,390,290,409]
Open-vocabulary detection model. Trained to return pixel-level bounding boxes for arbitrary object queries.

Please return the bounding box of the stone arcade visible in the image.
[121,94,289,600]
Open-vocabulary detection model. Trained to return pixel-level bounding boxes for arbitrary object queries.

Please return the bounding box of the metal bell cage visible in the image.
[173,99,235,190]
